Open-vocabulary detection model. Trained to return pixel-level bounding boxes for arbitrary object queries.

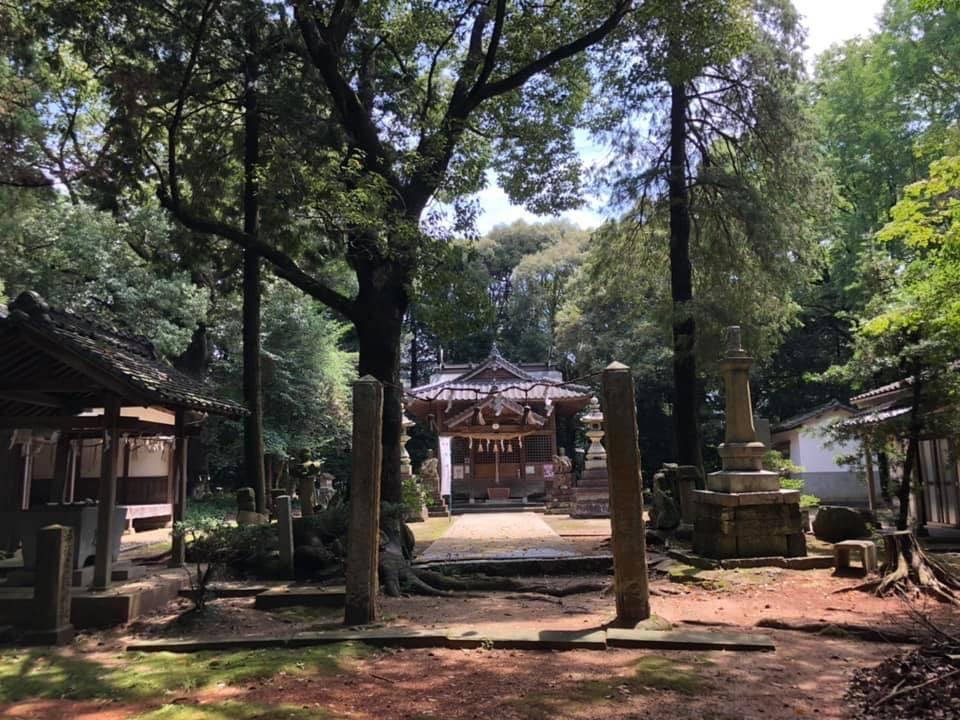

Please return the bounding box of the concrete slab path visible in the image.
[418,512,577,562]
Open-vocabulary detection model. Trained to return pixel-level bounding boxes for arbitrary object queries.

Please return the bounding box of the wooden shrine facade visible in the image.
[0,291,245,589]
[406,347,591,502]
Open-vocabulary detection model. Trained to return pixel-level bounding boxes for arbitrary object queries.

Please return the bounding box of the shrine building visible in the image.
[405,347,592,505]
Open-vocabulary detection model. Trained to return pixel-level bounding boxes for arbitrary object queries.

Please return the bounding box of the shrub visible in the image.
[401,475,428,515]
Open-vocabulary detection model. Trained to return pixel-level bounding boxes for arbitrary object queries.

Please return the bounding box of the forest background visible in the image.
[1,0,958,493]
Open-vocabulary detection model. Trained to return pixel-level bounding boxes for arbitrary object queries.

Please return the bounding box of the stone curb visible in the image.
[126,627,774,654]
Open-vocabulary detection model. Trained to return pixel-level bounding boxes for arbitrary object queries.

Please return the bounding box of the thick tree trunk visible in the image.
[242,25,266,513]
[668,82,703,474]
[355,287,407,505]
[174,324,211,492]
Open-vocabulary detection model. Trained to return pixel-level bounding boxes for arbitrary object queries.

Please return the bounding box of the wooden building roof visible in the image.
[0,291,246,421]
[406,346,592,427]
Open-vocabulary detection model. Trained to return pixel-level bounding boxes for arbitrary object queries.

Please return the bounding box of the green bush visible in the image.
[401,475,428,515]
[175,517,275,609]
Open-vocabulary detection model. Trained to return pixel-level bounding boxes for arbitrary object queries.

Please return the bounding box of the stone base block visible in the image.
[693,490,806,559]
[571,487,609,518]
[111,564,146,582]
[22,624,74,646]
[707,470,779,493]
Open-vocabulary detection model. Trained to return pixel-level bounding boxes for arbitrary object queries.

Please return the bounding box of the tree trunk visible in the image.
[242,23,266,513]
[898,373,924,531]
[174,324,211,493]
[668,82,703,474]
[355,287,407,505]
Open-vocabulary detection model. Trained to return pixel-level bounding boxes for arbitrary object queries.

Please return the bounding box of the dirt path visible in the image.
[4,565,957,719]
[418,512,578,561]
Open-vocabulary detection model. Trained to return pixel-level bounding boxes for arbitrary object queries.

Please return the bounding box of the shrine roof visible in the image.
[407,346,592,406]
[0,291,246,418]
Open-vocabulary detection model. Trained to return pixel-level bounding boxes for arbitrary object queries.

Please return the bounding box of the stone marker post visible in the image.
[28,524,75,644]
[601,362,650,626]
[345,375,383,626]
[276,495,295,579]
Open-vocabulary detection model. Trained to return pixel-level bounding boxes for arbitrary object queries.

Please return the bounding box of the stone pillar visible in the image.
[93,398,120,591]
[601,362,650,625]
[27,524,75,644]
[400,412,415,482]
[692,326,805,559]
[276,495,294,579]
[572,396,611,517]
[345,375,383,626]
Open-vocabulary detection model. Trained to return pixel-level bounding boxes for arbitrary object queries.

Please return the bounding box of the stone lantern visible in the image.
[572,396,611,517]
[400,411,415,482]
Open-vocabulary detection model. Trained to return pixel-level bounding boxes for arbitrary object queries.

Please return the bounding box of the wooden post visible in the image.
[50,436,71,504]
[344,375,383,626]
[169,410,188,568]
[276,495,294,579]
[862,438,877,513]
[66,440,78,503]
[26,524,75,645]
[93,398,121,590]
[601,362,650,626]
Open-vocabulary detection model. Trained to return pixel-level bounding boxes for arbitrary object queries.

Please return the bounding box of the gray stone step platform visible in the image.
[253,585,346,610]
[126,626,774,654]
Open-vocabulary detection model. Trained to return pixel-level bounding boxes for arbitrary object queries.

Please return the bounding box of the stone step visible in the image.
[253,585,346,610]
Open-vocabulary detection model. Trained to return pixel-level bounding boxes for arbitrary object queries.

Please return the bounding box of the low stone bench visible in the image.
[834,539,878,574]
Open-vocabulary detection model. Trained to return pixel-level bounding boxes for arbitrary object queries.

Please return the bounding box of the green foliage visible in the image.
[401,476,428,515]
[175,515,275,608]
[0,198,208,358]
[206,281,355,486]
[762,450,804,477]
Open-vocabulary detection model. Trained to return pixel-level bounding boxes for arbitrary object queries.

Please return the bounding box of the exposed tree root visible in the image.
[377,516,608,598]
[836,531,960,605]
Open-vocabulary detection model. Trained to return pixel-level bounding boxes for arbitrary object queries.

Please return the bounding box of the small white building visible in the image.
[771,400,871,505]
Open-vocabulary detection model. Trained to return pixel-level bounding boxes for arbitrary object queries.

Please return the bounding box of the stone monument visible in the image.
[546,447,575,513]
[692,327,806,558]
[236,486,268,526]
[24,524,75,645]
[572,397,611,518]
[419,449,440,500]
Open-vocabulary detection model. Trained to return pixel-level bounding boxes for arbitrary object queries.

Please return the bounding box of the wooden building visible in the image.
[0,291,245,588]
[406,347,591,504]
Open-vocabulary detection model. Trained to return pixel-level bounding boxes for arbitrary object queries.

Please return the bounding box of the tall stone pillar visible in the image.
[692,326,806,559]
[572,397,611,518]
[25,524,75,645]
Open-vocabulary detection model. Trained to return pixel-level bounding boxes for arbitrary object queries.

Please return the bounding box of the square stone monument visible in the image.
[692,327,806,559]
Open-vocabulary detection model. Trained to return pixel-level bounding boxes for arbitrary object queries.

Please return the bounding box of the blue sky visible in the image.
[472,0,888,235]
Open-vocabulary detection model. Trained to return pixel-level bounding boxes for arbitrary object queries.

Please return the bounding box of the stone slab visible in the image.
[446,629,608,651]
[289,628,450,649]
[111,564,146,582]
[706,471,779,493]
[128,636,288,653]
[693,489,801,507]
[413,554,614,577]
[606,628,774,652]
[254,585,346,610]
[667,549,832,571]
